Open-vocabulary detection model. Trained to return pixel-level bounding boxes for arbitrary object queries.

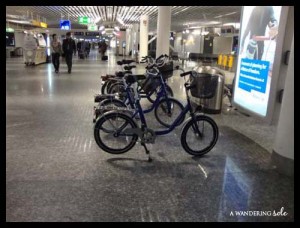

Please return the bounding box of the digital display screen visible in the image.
[233,6,282,117]
[60,20,71,30]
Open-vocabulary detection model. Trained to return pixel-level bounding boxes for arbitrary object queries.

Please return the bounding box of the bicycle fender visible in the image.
[180,113,206,131]
[94,110,139,129]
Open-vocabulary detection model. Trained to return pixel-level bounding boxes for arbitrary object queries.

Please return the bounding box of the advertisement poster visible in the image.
[233,6,282,116]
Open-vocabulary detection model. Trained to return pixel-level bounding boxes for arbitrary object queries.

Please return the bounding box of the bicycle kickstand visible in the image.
[141,142,152,162]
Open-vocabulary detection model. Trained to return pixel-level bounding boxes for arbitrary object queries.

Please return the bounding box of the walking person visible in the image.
[51,34,62,74]
[99,40,107,59]
[62,32,76,74]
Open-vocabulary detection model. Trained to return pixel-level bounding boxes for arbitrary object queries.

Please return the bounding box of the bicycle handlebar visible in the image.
[180,71,192,77]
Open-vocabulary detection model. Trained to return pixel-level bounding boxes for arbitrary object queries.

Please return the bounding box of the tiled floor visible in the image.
[6,50,293,222]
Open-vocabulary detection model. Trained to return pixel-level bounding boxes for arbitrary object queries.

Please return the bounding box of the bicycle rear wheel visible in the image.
[94,112,138,154]
[180,115,218,156]
[108,82,126,102]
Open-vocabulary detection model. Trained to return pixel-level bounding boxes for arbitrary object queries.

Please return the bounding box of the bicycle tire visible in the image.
[154,97,185,128]
[180,115,218,156]
[108,82,126,102]
[147,84,173,103]
[94,98,127,122]
[94,112,138,154]
[101,81,109,94]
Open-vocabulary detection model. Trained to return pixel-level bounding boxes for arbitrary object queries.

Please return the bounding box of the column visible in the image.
[156,6,171,58]
[271,36,294,176]
[126,28,132,56]
[139,15,149,61]
[131,24,139,58]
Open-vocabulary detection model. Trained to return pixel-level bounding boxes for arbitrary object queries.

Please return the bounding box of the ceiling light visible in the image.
[185,29,190,34]
[99,25,105,31]
[94,17,101,24]
[214,12,237,18]
[6,19,31,24]
[192,30,201,35]
[223,22,240,29]
[183,31,186,34]
[114,26,120,31]
[117,18,124,25]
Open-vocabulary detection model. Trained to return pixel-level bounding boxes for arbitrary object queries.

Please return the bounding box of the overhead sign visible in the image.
[60,20,71,30]
[233,6,282,117]
[6,27,14,32]
[85,32,100,36]
[40,22,47,28]
[74,32,85,36]
[88,24,98,31]
[78,16,91,24]
[31,20,41,27]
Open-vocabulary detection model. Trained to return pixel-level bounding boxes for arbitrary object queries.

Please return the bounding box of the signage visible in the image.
[88,24,98,31]
[31,20,40,26]
[60,20,71,30]
[85,32,100,36]
[78,16,91,24]
[40,22,47,28]
[233,6,282,117]
[6,28,14,32]
[74,32,85,36]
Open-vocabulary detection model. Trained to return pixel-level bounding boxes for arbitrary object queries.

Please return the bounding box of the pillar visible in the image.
[139,15,149,61]
[126,28,132,56]
[131,24,139,58]
[156,6,171,58]
[271,36,294,176]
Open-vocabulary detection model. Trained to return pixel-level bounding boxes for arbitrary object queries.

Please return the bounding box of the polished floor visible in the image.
[6,50,294,222]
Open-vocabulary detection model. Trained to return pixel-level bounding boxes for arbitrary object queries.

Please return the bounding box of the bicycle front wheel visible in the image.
[181,115,218,156]
[94,112,138,154]
[154,98,184,128]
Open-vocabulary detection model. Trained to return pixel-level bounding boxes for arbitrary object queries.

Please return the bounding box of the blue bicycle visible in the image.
[93,70,219,160]
[93,61,185,128]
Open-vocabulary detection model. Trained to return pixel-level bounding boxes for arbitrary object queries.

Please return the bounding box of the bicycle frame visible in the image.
[132,84,197,136]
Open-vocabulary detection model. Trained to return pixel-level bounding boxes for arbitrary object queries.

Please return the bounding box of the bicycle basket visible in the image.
[190,73,219,99]
[141,75,161,94]
[158,61,173,80]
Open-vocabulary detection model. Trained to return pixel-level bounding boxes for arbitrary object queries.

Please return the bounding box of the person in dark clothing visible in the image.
[241,6,278,60]
[62,32,76,73]
[99,41,107,57]
[77,41,82,56]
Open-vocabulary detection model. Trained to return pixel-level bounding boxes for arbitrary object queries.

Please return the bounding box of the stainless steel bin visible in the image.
[190,66,225,114]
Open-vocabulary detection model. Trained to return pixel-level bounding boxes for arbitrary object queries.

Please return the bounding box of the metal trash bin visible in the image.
[190,66,225,114]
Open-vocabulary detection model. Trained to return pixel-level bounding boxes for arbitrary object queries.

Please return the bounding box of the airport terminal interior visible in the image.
[6,6,294,222]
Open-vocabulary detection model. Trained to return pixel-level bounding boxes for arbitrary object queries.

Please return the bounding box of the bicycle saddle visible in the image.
[124,65,136,71]
[122,60,136,65]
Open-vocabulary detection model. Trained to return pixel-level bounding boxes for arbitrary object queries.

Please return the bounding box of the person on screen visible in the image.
[240,6,278,60]
[62,32,76,74]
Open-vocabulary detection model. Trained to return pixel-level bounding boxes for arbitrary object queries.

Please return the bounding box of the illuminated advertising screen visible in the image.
[233,6,282,117]
[60,20,71,30]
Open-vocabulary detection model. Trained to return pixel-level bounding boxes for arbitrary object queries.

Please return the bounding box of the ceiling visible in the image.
[6,6,242,32]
